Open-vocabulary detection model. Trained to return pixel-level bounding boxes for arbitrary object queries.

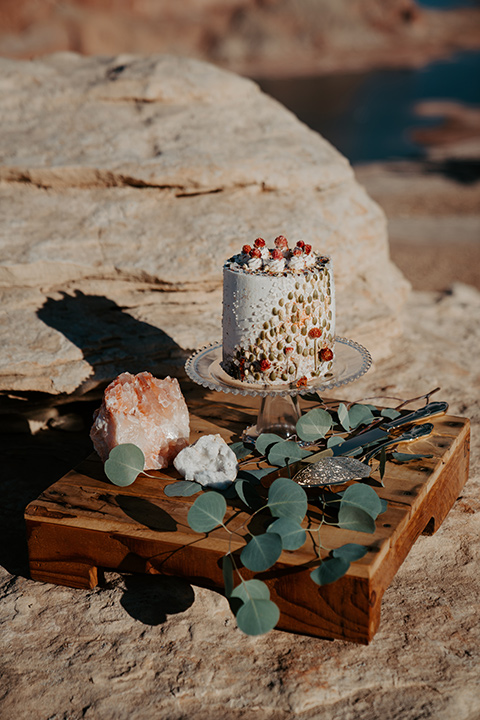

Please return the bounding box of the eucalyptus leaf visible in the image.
[236,598,280,636]
[337,403,351,432]
[296,408,332,442]
[391,452,433,462]
[338,506,376,533]
[187,492,227,533]
[379,446,387,481]
[364,404,382,413]
[240,532,283,572]
[222,554,234,598]
[104,443,145,487]
[332,543,369,561]
[348,404,375,430]
[310,557,350,586]
[230,578,270,604]
[340,483,383,520]
[380,408,402,420]
[267,477,308,522]
[267,440,310,467]
[164,480,202,497]
[267,517,306,551]
[255,433,284,456]
[379,498,388,514]
[327,435,345,449]
[229,441,252,460]
[235,479,263,510]
[237,468,270,483]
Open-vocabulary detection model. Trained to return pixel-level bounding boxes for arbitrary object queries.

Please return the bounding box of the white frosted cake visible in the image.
[222,236,335,386]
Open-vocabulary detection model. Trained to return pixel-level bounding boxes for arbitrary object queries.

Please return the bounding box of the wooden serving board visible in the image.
[25,390,470,644]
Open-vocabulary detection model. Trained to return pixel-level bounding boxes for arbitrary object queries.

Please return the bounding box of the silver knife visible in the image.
[304,401,448,464]
[360,422,434,463]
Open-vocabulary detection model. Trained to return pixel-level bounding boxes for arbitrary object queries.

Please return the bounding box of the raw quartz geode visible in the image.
[173,434,238,489]
[90,371,189,470]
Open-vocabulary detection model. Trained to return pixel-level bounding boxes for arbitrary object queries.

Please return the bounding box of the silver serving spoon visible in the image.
[293,422,434,487]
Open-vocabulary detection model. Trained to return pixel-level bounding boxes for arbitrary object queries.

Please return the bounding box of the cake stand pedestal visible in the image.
[250,393,302,441]
[185,337,372,442]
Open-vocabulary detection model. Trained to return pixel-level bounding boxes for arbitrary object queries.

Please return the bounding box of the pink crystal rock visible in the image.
[90,371,190,470]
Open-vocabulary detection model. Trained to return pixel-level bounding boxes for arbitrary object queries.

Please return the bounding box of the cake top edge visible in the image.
[224,236,330,276]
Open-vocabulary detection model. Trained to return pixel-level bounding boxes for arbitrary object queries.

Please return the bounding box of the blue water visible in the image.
[417,0,478,7]
[256,50,480,165]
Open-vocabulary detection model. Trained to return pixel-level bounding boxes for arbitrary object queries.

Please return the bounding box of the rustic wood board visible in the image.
[25,390,470,644]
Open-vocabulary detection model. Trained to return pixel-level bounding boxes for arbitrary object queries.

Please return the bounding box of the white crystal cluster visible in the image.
[173,434,238,489]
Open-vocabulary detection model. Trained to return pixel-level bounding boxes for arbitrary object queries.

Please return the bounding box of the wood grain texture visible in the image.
[25,392,470,644]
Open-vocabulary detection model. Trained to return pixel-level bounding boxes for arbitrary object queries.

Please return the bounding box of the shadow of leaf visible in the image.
[116,495,178,532]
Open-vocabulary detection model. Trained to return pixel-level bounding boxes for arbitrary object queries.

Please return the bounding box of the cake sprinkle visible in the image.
[227,236,329,275]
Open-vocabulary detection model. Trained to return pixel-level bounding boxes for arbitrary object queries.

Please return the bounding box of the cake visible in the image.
[222,236,335,386]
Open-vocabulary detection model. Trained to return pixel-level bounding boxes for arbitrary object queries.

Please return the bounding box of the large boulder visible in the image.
[0,52,409,397]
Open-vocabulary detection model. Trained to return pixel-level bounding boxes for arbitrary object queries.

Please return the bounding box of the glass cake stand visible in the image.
[185,337,372,443]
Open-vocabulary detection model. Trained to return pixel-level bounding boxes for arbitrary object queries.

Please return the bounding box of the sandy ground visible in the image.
[355,159,480,292]
[390,240,480,291]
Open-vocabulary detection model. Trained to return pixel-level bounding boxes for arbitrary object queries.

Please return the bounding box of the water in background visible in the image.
[417,0,479,7]
[256,50,480,165]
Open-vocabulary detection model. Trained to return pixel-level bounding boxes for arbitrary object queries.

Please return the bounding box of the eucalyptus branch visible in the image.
[347,386,441,411]
[305,519,327,553]
[226,545,245,583]
[103,387,443,636]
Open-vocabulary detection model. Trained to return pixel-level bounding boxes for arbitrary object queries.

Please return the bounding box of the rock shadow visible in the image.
[37,290,188,389]
[120,574,195,625]
[0,292,189,580]
[0,398,99,579]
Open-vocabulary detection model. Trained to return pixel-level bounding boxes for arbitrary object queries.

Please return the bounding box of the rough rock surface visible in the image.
[0,283,479,720]
[0,53,408,397]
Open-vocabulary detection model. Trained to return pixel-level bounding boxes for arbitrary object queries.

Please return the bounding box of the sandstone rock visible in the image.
[412,101,480,151]
[0,53,409,397]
